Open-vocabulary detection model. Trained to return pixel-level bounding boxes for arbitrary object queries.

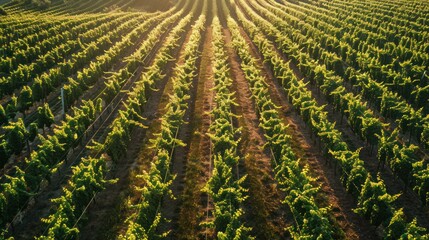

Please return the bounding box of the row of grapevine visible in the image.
[57,0,109,15]
[1,14,138,124]
[277,0,429,208]
[0,13,44,27]
[9,0,72,15]
[59,13,158,110]
[98,1,201,239]
[0,16,68,50]
[37,155,115,239]
[95,0,192,164]
[0,14,71,44]
[234,0,428,238]
[225,5,336,238]
[0,14,151,167]
[0,14,133,110]
[50,1,105,15]
[203,7,253,237]
[0,13,138,99]
[273,0,429,147]
[81,0,134,14]
[6,0,52,10]
[247,0,429,208]
[0,3,183,234]
[0,14,127,86]
[316,0,429,40]
[39,1,84,14]
[31,2,192,238]
[5,0,136,16]
[58,1,182,152]
[259,0,429,206]
[0,14,110,59]
[251,0,379,141]
[277,0,429,142]
[120,4,205,239]
[289,0,429,114]
[284,0,428,61]
[0,98,102,234]
[5,0,64,14]
[275,0,429,198]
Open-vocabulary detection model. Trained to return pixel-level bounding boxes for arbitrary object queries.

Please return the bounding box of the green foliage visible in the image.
[0,7,7,16]
[120,5,203,238]
[413,161,429,206]
[0,105,7,125]
[31,78,45,102]
[329,149,367,195]
[354,174,398,226]
[403,220,429,239]
[37,103,54,131]
[227,11,336,238]
[28,122,39,142]
[386,208,429,239]
[361,114,384,146]
[377,128,398,167]
[386,209,407,239]
[234,2,428,237]
[103,111,132,162]
[39,156,115,239]
[201,14,253,239]
[216,210,253,240]
[12,0,51,8]
[6,96,17,119]
[391,144,418,184]
[0,5,185,234]
[0,139,9,167]
[3,119,27,155]
[0,168,29,228]
[18,86,33,114]
[422,120,429,149]
[1,0,427,238]
[103,78,121,104]
[0,99,100,229]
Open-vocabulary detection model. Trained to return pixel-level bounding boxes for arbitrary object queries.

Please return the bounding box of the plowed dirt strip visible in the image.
[175,23,216,239]
[77,7,194,240]
[159,15,205,238]
[242,0,429,231]
[8,17,165,240]
[233,1,376,238]
[222,26,290,239]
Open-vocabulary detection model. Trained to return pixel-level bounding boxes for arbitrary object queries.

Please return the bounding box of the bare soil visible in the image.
[91,15,195,239]
[159,17,203,238]
[10,23,178,240]
[175,24,216,239]
[222,25,291,239]
[234,0,380,238]
[6,0,428,239]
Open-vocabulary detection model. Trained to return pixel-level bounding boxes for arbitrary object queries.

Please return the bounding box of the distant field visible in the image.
[1,0,429,239]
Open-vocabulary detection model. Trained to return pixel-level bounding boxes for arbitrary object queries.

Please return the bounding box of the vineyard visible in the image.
[0,0,429,239]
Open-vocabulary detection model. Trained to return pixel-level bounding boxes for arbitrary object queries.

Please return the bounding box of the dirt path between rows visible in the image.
[222,25,290,239]
[78,13,192,240]
[233,1,377,238]
[247,0,429,229]
[159,16,205,239]
[176,24,216,239]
